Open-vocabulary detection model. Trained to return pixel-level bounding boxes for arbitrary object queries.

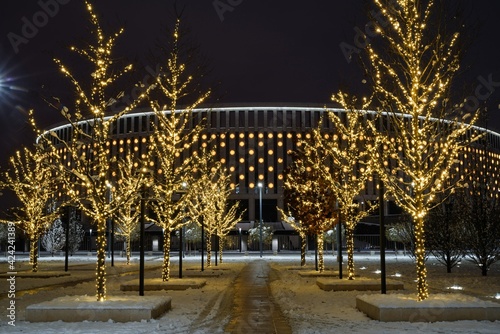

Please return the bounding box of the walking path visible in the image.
[225,260,292,334]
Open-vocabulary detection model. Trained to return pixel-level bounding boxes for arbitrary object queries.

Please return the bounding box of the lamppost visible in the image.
[239,227,242,253]
[106,182,114,266]
[257,182,263,258]
[89,228,92,253]
[139,181,147,296]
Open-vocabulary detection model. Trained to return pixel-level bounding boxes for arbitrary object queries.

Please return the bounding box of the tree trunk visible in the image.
[206,233,212,267]
[346,224,355,280]
[414,216,429,301]
[317,234,324,273]
[162,230,171,281]
[219,236,224,264]
[300,234,306,267]
[96,219,107,301]
[126,235,131,265]
[30,237,38,272]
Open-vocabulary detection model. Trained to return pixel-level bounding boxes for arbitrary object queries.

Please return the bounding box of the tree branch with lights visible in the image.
[189,149,244,266]
[0,145,59,272]
[364,0,480,300]
[282,148,337,272]
[34,1,154,300]
[308,94,376,279]
[146,18,211,281]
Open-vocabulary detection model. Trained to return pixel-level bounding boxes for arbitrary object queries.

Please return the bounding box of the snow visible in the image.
[1,251,499,333]
[357,293,499,308]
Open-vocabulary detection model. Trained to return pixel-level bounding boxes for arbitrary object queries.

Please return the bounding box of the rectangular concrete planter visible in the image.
[356,293,500,322]
[317,278,404,291]
[26,295,171,322]
[120,278,206,291]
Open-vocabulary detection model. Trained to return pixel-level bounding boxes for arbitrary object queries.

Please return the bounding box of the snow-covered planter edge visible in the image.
[356,293,500,322]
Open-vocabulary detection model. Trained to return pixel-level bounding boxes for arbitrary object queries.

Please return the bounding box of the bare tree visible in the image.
[0,145,59,272]
[147,18,211,281]
[35,1,153,300]
[364,0,480,300]
[309,94,376,279]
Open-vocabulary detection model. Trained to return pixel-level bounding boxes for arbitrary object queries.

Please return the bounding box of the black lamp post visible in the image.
[258,182,263,258]
[139,182,146,296]
[379,177,386,294]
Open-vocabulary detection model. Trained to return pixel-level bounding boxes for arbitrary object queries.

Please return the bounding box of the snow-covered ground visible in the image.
[1,251,499,333]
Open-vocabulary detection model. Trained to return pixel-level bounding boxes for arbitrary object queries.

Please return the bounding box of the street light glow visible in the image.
[257,182,263,188]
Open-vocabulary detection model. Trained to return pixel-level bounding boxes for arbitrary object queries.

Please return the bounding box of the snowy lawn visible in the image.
[1,251,499,333]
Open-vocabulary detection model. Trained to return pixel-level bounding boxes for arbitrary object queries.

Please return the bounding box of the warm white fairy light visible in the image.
[146,18,211,282]
[0,145,59,272]
[307,93,376,280]
[32,1,154,301]
[189,150,244,267]
[281,149,337,272]
[366,0,480,301]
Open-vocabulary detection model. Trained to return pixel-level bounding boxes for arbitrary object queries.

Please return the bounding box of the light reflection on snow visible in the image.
[447,285,463,290]
[373,269,381,274]
[390,273,402,277]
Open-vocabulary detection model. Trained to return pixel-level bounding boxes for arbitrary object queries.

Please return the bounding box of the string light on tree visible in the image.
[33,1,155,301]
[365,0,480,301]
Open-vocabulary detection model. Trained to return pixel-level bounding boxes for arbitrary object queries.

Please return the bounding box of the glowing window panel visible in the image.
[230,150,235,155]
[258,174,264,180]
[239,141,245,147]
[249,149,255,155]
[249,182,255,188]
[112,140,117,146]
[259,158,264,164]
[278,174,283,180]
[127,139,131,144]
[258,133,264,138]
[239,158,245,163]
[239,175,245,180]
[142,138,147,143]
[221,133,226,139]
[202,134,207,140]
[278,141,283,147]
[221,142,226,147]
[287,133,292,139]
[230,133,235,139]
[230,166,235,172]
[278,133,283,138]
[268,150,274,155]
[120,139,124,145]
[268,166,274,172]
[220,158,226,163]
[268,133,273,138]
[249,133,255,138]
[278,158,283,163]
[268,183,274,189]
[249,166,255,172]
[258,141,264,147]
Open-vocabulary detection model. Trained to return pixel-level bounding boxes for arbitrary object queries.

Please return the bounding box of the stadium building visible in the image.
[45,104,500,253]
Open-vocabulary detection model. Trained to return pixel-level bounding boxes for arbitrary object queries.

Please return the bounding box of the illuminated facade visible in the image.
[46,105,500,226]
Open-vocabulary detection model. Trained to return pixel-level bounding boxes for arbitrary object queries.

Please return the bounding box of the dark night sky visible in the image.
[0,0,499,208]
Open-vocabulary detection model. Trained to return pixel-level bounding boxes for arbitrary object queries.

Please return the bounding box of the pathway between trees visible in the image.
[224,260,291,334]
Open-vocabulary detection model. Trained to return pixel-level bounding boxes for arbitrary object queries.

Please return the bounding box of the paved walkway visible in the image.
[225,260,292,334]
